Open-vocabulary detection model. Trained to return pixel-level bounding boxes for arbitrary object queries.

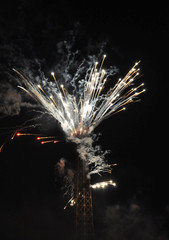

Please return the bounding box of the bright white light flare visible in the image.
[90,180,116,189]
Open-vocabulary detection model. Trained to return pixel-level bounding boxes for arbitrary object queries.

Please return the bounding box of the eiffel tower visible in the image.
[75,156,95,240]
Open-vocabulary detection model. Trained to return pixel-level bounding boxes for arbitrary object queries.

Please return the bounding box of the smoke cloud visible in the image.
[56,158,66,177]
[0,82,22,117]
[0,81,40,118]
[0,41,47,119]
[102,203,168,240]
[55,158,75,198]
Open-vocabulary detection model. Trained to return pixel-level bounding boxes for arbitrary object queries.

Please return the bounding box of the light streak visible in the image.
[64,197,76,209]
[0,132,59,152]
[11,131,17,140]
[0,143,5,152]
[41,139,59,144]
[16,132,39,137]
[0,124,44,153]
[0,130,21,152]
[36,136,57,140]
[36,135,59,144]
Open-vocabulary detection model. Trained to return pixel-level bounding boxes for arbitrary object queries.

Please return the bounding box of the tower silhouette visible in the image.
[75,156,95,240]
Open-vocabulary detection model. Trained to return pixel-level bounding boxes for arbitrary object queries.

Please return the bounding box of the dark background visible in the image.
[0,1,168,239]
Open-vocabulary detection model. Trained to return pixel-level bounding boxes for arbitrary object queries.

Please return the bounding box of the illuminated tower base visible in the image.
[75,156,95,240]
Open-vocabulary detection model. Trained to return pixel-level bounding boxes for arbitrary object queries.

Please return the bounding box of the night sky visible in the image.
[0,1,168,240]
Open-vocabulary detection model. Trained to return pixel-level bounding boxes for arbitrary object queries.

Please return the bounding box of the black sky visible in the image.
[0,1,169,240]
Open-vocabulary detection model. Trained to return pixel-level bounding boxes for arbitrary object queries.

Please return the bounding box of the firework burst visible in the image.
[13,57,145,137]
[12,55,145,176]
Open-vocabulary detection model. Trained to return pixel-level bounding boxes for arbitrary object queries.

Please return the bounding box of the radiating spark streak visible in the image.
[41,139,59,144]
[37,84,45,94]
[64,197,76,209]
[0,130,19,152]
[18,86,37,101]
[0,143,5,152]
[107,163,117,173]
[51,72,62,93]
[16,132,39,136]
[36,136,57,140]
[11,131,17,140]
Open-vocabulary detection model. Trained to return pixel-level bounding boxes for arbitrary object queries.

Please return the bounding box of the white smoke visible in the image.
[56,158,66,176]
[103,203,168,240]
[69,135,110,177]
[0,82,22,117]
[0,81,39,118]
[55,157,75,198]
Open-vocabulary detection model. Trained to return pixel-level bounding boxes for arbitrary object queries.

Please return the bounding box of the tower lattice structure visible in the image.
[75,156,95,240]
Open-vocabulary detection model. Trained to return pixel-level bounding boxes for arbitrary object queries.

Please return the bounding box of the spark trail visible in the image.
[13,56,145,176]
